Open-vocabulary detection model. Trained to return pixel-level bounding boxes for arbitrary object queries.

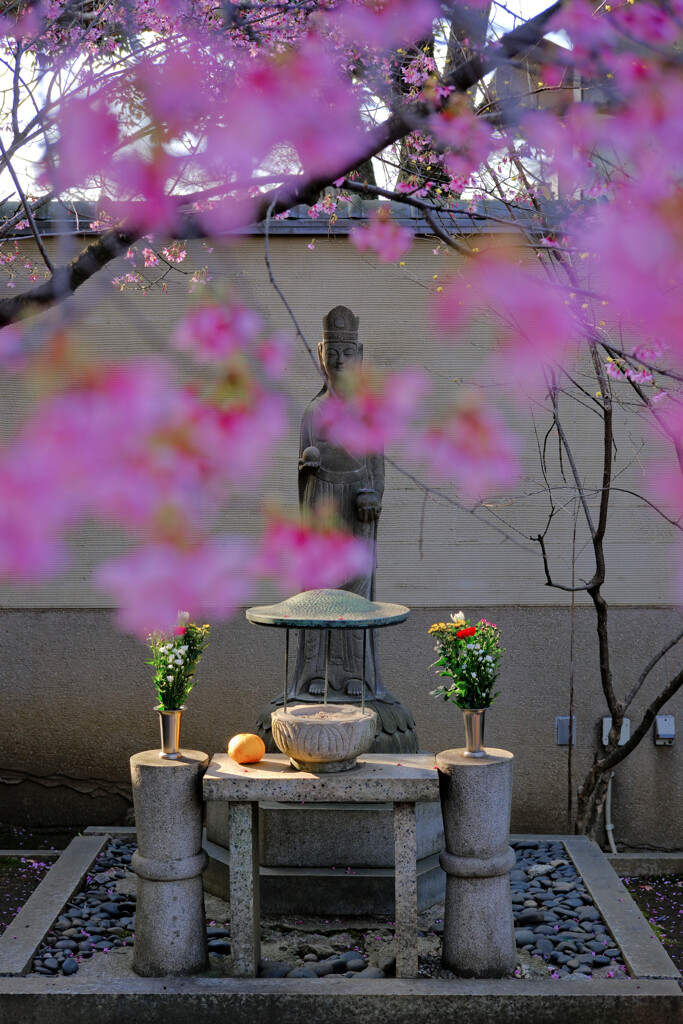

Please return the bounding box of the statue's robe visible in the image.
[256,385,419,754]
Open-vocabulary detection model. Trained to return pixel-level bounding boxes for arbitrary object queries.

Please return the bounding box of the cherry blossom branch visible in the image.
[0,191,56,239]
[339,178,472,254]
[0,139,55,273]
[0,1,567,328]
[0,225,137,327]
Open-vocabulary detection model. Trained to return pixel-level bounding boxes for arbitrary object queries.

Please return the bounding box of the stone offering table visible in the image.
[203,752,440,978]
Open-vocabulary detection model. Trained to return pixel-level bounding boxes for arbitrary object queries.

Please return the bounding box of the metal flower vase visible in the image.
[157,706,184,759]
[462,708,486,757]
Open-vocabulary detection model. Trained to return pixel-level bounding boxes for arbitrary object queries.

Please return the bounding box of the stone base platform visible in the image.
[204,797,445,916]
[2,976,681,1024]
[0,831,680,1024]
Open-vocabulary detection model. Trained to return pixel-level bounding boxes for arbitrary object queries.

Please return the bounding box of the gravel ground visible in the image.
[25,837,637,981]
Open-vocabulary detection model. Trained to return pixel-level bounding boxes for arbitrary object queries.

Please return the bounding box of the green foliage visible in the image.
[428,612,503,709]
[147,612,210,711]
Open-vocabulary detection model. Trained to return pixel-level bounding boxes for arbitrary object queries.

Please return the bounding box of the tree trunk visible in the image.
[575,764,612,839]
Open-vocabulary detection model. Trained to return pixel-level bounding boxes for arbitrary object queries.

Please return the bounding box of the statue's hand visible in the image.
[356,488,381,522]
[299,445,321,471]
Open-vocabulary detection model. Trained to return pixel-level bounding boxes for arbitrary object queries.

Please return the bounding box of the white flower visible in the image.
[177,611,190,625]
[167,674,174,682]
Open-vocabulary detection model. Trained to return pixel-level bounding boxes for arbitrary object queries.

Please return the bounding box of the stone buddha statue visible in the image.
[256,305,418,753]
[295,304,384,699]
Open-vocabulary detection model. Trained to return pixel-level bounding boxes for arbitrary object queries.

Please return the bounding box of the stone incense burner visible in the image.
[245,588,409,773]
[271,702,377,773]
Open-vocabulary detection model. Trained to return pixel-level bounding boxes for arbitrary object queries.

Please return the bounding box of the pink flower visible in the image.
[142,248,159,268]
[93,539,254,637]
[47,96,120,191]
[110,150,182,232]
[315,366,430,455]
[171,303,264,364]
[351,211,413,263]
[330,0,439,49]
[412,399,522,501]
[430,103,493,183]
[0,453,71,580]
[432,253,580,389]
[254,514,372,593]
[256,332,292,380]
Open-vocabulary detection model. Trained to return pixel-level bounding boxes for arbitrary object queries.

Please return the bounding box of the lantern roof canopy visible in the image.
[245,588,410,629]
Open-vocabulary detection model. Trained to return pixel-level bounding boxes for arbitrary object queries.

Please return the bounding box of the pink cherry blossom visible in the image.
[430,103,493,184]
[170,303,265,363]
[0,451,72,580]
[330,0,439,49]
[110,151,184,232]
[48,97,120,191]
[314,366,430,455]
[412,400,522,502]
[93,539,254,636]
[256,332,293,381]
[432,253,580,386]
[255,515,373,594]
[18,357,287,535]
[351,211,413,263]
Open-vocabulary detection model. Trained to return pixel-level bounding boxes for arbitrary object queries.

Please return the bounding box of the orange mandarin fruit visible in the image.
[228,733,266,764]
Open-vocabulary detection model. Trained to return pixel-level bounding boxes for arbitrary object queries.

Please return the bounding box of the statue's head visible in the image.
[319,305,362,388]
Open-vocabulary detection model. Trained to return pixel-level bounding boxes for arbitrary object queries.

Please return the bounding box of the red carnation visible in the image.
[456,626,477,638]
[173,626,186,636]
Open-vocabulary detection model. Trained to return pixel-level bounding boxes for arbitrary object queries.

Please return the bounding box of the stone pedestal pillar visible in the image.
[130,749,209,977]
[436,747,516,978]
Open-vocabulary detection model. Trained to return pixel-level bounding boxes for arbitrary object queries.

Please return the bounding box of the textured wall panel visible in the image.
[0,232,676,607]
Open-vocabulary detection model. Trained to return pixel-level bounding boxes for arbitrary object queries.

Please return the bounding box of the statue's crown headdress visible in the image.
[322,305,359,343]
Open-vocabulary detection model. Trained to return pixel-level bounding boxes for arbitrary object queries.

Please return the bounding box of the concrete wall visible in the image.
[0,214,681,848]
[2,606,681,849]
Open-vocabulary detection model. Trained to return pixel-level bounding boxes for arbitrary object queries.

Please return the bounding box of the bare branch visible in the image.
[263,198,319,373]
[0,139,55,274]
[384,455,537,553]
[599,665,683,772]
[624,628,683,709]
[550,386,596,536]
[339,179,472,255]
[536,531,590,591]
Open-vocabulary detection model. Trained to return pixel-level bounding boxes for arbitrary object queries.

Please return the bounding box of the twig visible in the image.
[263,198,319,373]
[384,455,537,553]
[624,628,683,709]
[0,138,55,274]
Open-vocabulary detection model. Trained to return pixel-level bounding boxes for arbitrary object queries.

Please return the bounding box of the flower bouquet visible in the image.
[147,612,210,758]
[429,611,503,756]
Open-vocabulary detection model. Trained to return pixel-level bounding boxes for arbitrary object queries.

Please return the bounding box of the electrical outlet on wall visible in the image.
[601,717,630,747]
[555,716,576,745]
